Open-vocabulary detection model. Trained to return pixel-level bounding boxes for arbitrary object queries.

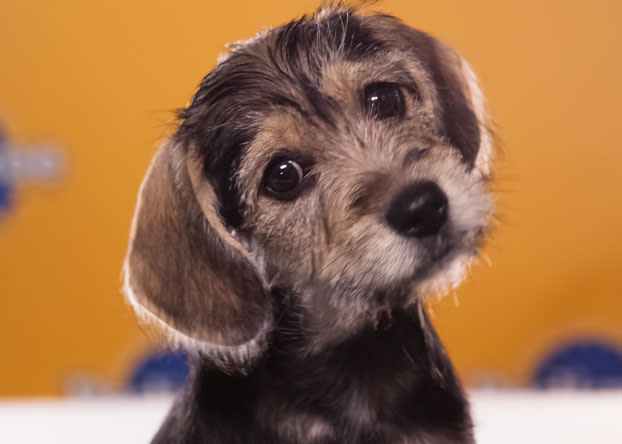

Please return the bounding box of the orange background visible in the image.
[1,0,621,396]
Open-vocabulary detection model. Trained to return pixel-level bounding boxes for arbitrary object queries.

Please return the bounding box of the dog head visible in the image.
[123,5,493,370]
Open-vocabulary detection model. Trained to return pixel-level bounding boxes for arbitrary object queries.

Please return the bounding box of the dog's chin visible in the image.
[409,238,481,300]
[290,238,480,351]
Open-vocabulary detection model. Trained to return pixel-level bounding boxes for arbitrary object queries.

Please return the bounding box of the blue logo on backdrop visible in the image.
[0,131,11,210]
[127,349,190,394]
[0,123,63,216]
[532,340,622,389]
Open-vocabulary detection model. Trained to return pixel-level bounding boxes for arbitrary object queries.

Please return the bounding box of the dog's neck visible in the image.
[277,284,417,354]
[182,293,473,443]
[268,296,468,421]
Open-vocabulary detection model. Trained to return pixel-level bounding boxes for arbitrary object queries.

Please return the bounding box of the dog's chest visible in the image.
[258,386,470,444]
[267,409,466,444]
[253,312,471,443]
[175,309,473,444]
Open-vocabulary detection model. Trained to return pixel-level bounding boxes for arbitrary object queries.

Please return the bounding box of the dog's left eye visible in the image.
[262,157,305,200]
[364,82,405,120]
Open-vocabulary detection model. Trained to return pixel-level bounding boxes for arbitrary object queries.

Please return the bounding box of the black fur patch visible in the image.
[151,294,472,443]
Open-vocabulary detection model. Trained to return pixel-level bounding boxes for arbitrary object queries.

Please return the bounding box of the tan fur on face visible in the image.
[235,51,493,346]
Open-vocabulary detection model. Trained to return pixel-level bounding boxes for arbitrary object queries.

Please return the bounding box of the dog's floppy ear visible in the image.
[424,36,493,175]
[376,17,493,174]
[123,141,272,370]
[416,31,493,175]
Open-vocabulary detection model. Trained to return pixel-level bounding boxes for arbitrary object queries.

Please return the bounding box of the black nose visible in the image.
[386,181,449,238]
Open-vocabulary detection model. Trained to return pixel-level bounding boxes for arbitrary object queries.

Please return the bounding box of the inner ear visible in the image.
[186,153,253,259]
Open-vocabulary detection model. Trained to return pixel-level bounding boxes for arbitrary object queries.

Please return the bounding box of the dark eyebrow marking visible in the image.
[300,80,338,128]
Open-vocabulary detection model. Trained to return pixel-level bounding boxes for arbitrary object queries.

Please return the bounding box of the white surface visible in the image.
[0,391,620,443]
[471,390,622,444]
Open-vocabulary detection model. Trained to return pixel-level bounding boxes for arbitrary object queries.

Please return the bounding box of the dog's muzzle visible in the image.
[386,181,449,238]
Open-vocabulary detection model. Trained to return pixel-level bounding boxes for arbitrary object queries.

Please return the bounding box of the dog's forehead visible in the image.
[223,14,437,151]
[180,11,400,153]
[180,10,444,162]
[214,11,436,111]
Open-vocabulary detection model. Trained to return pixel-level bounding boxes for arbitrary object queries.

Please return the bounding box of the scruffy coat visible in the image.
[123,4,493,443]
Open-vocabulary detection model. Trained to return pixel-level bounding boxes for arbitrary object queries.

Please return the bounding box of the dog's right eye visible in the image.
[262,157,305,200]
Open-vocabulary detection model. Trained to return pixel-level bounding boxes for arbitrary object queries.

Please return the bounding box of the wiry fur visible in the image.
[123,4,494,443]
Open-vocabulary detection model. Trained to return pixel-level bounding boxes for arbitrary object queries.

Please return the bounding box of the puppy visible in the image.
[123,4,493,443]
